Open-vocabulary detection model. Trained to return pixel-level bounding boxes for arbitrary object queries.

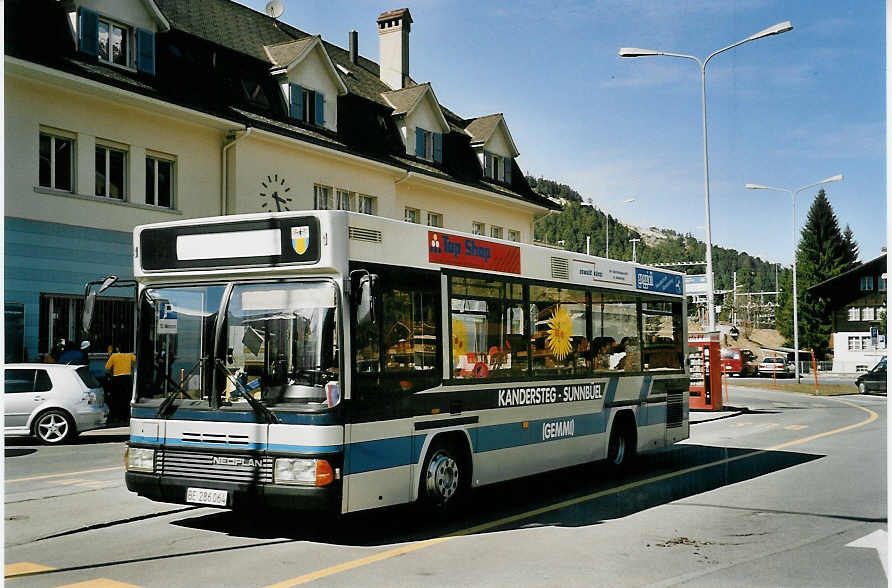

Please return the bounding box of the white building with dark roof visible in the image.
[4,0,558,363]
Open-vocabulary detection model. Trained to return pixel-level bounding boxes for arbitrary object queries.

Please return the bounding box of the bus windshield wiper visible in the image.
[156,357,205,418]
[214,359,279,424]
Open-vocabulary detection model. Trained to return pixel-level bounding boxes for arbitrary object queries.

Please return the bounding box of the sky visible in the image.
[238,0,886,266]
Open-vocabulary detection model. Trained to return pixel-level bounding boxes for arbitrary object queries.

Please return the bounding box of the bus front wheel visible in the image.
[421,441,465,508]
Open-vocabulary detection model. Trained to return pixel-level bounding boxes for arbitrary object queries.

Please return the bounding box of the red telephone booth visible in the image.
[688,332,723,411]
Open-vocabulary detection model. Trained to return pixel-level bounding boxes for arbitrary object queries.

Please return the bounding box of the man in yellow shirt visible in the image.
[105,347,136,423]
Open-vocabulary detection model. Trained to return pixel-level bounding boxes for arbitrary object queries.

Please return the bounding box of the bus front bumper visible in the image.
[125,472,341,512]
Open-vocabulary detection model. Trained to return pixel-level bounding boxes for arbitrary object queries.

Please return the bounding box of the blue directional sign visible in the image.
[635,268,684,295]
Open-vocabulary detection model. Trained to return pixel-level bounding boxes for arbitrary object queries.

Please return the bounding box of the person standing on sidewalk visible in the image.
[105,347,136,422]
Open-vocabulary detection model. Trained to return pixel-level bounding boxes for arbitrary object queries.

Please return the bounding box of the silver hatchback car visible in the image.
[4,363,109,444]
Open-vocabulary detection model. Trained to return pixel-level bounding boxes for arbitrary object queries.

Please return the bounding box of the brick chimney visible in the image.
[377,8,412,89]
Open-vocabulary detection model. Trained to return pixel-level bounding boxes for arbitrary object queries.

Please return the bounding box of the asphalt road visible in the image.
[4,386,886,587]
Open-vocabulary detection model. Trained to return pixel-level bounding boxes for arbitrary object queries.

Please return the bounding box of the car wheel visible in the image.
[859,382,868,395]
[33,410,75,445]
[420,441,466,509]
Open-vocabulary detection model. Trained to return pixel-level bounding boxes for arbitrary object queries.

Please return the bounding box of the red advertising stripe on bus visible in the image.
[428,231,521,274]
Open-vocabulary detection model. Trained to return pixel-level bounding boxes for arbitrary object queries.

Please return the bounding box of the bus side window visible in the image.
[351,265,441,395]
[450,277,525,380]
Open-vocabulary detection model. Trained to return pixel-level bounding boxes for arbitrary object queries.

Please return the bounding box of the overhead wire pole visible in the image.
[745,174,844,382]
[619,21,793,333]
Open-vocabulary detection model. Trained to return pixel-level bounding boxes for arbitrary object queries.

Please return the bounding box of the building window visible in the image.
[490,226,503,240]
[40,294,133,356]
[879,276,887,291]
[483,151,512,183]
[848,307,861,321]
[489,153,502,181]
[848,336,860,351]
[313,184,333,209]
[95,144,127,200]
[472,222,485,236]
[145,155,174,208]
[427,212,443,228]
[336,189,354,211]
[405,207,420,224]
[863,307,876,321]
[508,229,521,242]
[414,127,443,162]
[289,84,325,127]
[39,132,74,192]
[860,276,874,291]
[357,194,377,215]
[98,18,130,67]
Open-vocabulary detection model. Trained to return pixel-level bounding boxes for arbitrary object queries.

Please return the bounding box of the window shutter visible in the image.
[289,84,303,119]
[78,7,99,56]
[136,29,156,75]
[483,150,492,177]
[315,92,325,126]
[433,132,443,163]
[415,127,425,157]
[504,156,513,184]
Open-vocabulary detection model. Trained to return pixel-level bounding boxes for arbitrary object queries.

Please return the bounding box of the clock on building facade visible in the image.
[260,174,293,211]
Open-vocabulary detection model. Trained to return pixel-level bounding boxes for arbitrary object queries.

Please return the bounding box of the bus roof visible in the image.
[134,210,685,298]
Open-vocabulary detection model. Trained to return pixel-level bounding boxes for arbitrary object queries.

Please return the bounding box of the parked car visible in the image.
[721,347,756,376]
[758,356,791,378]
[4,363,108,444]
[856,356,886,395]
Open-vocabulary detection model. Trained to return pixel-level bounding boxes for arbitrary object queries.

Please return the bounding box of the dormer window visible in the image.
[484,151,513,184]
[98,18,129,66]
[289,84,325,127]
[414,127,443,163]
[77,8,156,75]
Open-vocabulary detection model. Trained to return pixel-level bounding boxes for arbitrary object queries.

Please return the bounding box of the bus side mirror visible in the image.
[82,275,120,335]
[82,290,97,334]
[355,274,378,328]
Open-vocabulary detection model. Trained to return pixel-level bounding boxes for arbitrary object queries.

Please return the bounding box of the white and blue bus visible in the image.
[123,211,689,513]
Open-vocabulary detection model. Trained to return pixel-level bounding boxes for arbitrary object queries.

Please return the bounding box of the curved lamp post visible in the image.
[745,173,843,381]
[619,21,793,332]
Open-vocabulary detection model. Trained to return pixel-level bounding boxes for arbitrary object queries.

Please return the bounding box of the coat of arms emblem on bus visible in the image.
[291,226,310,255]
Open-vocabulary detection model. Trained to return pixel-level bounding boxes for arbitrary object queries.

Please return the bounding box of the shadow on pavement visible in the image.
[171,443,822,546]
[4,448,37,457]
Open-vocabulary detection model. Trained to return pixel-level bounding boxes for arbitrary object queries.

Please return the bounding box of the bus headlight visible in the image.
[274,458,334,487]
[125,447,155,472]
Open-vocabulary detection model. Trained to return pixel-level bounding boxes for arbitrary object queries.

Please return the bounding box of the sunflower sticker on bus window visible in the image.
[546,305,572,360]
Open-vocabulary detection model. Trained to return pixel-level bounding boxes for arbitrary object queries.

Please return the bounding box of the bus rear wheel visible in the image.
[421,442,464,508]
[607,420,635,471]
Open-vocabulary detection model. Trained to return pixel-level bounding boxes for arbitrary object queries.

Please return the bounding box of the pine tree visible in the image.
[842,224,860,269]
[789,189,848,357]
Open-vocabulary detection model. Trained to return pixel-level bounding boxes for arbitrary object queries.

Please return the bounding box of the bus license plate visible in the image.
[186,487,228,507]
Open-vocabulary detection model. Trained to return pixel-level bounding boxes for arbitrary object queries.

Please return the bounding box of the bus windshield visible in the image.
[136,281,340,410]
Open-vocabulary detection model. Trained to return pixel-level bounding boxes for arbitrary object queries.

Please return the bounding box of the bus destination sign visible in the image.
[635,268,683,295]
[428,231,521,274]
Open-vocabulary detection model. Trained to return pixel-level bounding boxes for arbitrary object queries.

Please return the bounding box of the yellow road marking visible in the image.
[784,425,807,430]
[264,538,452,587]
[6,466,121,484]
[5,562,55,577]
[264,396,879,587]
[54,580,141,587]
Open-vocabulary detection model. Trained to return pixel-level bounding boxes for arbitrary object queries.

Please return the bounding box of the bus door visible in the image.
[345,265,441,512]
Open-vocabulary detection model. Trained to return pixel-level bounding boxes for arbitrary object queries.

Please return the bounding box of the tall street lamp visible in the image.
[620,20,793,332]
[745,174,844,381]
[604,197,635,259]
[629,238,641,262]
